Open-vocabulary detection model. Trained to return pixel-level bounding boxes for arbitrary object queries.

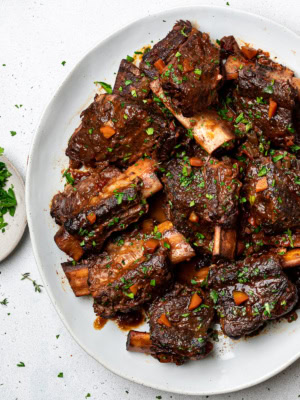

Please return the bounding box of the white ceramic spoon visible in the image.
[0,155,27,262]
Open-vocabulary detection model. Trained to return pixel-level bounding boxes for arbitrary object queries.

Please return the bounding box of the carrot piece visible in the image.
[256,177,268,193]
[157,221,173,233]
[241,46,258,60]
[129,283,139,295]
[182,58,194,73]
[189,211,199,223]
[157,313,171,327]
[144,238,159,254]
[195,267,209,281]
[233,291,249,306]
[282,249,300,268]
[248,216,256,226]
[154,59,166,74]
[268,98,278,119]
[188,293,203,311]
[189,157,203,167]
[100,125,116,138]
[142,219,154,235]
[87,212,96,224]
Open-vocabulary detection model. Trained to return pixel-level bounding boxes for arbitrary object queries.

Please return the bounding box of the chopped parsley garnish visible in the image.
[63,169,74,185]
[146,127,154,135]
[94,81,112,94]
[263,85,274,94]
[272,154,284,163]
[61,61,66,66]
[210,290,218,304]
[114,191,124,205]
[0,160,17,233]
[57,372,64,378]
[17,362,25,367]
[10,131,17,136]
[0,298,8,306]
[257,166,267,177]
[126,55,134,62]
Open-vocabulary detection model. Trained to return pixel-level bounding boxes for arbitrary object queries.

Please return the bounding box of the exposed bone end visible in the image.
[213,226,236,260]
[224,55,246,80]
[54,227,84,261]
[125,158,163,198]
[157,221,195,264]
[282,249,300,268]
[62,263,90,297]
[192,110,235,154]
[150,80,234,154]
[126,331,152,354]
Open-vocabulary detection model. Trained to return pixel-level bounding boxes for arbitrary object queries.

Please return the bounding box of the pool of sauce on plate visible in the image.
[93,310,145,332]
[113,310,145,331]
[93,316,108,330]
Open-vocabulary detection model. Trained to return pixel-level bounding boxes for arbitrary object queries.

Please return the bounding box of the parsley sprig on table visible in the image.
[0,157,17,233]
[21,272,43,293]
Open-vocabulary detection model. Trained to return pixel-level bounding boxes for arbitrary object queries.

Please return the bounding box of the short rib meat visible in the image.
[66,93,179,167]
[163,155,241,258]
[241,151,300,235]
[220,35,298,149]
[208,253,298,338]
[140,20,192,80]
[113,59,151,99]
[127,283,214,365]
[52,159,162,260]
[89,239,172,318]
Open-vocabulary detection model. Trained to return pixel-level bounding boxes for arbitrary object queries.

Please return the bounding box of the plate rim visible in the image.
[25,4,300,395]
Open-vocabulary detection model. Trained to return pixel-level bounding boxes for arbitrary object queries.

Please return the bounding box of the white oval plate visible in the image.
[26,6,300,396]
[0,155,26,262]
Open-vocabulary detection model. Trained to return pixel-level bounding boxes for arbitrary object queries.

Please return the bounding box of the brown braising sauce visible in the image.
[93,316,108,330]
[113,310,145,331]
[93,310,145,331]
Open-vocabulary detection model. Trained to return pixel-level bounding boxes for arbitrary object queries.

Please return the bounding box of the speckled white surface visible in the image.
[1,1,300,399]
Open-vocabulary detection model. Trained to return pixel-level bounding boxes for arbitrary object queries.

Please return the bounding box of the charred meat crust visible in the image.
[241,152,300,234]
[159,29,221,116]
[66,94,179,167]
[149,283,214,365]
[91,246,172,318]
[50,166,120,225]
[208,253,298,338]
[113,59,151,99]
[162,156,241,256]
[140,20,192,80]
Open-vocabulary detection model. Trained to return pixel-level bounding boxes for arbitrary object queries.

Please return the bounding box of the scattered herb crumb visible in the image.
[226,1,230,5]
[156,396,162,399]
[61,61,66,66]
[0,147,4,156]
[17,362,25,367]
[85,394,91,399]
[0,298,8,306]
[57,372,64,378]
[10,131,17,136]
[56,334,60,339]
[15,105,23,109]
[21,273,43,293]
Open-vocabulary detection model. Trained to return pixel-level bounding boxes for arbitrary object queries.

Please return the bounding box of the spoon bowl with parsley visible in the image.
[0,154,26,262]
